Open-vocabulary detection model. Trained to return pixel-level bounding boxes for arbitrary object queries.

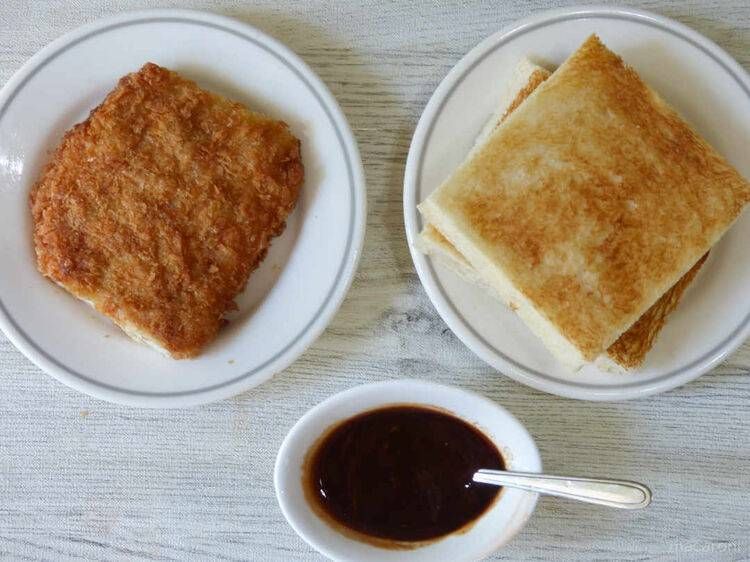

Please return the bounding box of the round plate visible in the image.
[404,6,750,401]
[0,9,366,407]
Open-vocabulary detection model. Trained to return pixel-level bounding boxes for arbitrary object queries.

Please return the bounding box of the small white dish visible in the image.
[274,380,541,562]
[0,9,366,407]
[403,5,750,401]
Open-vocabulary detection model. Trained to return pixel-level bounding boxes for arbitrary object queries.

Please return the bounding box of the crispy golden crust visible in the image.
[429,35,750,360]
[501,68,550,123]
[429,226,709,367]
[30,63,304,358]
[607,253,708,368]
[424,59,710,369]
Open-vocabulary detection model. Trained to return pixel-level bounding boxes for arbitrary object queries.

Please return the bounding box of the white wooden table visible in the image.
[1,1,749,560]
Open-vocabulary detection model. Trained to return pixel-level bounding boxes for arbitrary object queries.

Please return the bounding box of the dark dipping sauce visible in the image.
[303,405,504,545]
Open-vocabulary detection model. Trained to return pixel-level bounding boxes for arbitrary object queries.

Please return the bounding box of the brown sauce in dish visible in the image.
[303,405,504,546]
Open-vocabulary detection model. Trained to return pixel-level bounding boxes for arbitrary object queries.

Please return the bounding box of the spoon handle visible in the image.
[473,469,651,509]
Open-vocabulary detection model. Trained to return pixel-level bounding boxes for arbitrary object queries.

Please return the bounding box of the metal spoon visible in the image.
[473,469,651,509]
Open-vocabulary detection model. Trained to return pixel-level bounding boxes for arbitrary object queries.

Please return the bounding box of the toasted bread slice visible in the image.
[473,59,552,149]
[418,223,492,289]
[31,63,304,358]
[417,59,553,294]
[599,252,709,370]
[423,219,709,370]
[418,58,710,371]
[419,36,750,370]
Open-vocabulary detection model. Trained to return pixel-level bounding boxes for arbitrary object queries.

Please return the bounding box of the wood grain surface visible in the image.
[1,1,749,560]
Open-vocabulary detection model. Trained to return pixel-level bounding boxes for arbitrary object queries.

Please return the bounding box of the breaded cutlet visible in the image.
[30,63,304,358]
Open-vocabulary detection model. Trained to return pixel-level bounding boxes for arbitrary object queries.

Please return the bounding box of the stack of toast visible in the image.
[417,36,750,372]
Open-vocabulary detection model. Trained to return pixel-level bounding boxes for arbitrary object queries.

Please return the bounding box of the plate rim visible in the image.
[403,4,750,401]
[0,8,367,408]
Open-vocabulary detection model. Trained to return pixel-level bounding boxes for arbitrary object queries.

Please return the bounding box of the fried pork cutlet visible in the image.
[30,63,304,359]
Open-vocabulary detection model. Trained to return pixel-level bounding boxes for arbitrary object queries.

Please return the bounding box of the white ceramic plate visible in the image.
[404,6,750,401]
[275,380,541,561]
[0,9,366,407]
